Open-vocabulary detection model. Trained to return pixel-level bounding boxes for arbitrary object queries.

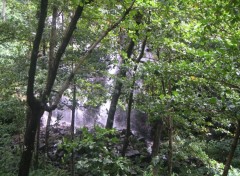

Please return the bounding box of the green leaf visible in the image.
[172,91,179,97]
[159,94,165,99]
[209,97,217,104]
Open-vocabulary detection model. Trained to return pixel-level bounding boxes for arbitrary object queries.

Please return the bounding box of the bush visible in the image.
[0,134,20,176]
[0,97,25,135]
[60,126,138,175]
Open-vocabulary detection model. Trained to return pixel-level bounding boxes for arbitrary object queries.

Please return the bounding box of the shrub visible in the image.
[60,126,137,175]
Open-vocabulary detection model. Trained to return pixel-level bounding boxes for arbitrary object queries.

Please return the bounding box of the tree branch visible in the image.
[27,0,48,105]
[43,5,84,99]
[47,0,136,111]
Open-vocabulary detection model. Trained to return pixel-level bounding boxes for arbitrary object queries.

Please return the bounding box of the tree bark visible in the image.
[222,120,240,176]
[167,81,173,176]
[105,39,135,129]
[45,108,52,157]
[48,5,58,70]
[44,5,57,159]
[151,119,163,176]
[122,37,147,156]
[18,104,45,176]
[18,0,48,175]
[34,117,41,169]
[71,82,76,176]
[105,9,142,129]
[167,116,173,176]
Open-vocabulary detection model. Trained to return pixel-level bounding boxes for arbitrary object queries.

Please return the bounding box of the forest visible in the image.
[0,0,240,175]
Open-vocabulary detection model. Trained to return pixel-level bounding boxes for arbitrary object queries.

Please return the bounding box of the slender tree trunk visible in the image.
[45,109,52,156]
[44,5,57,160]
[105,75,125,129]
[151,75,167,176]
[43,5,84,98]
[71,82,76,176]
[121,90,134,156]
[105,10,142,130]
[122,37,147,156]
[105,39,135,129]
[167,81,173,176]
[34,117,41,169]
[222,120,240,176]
[42,38,46,56]
[151,119,163,176]
[168,116,173,176]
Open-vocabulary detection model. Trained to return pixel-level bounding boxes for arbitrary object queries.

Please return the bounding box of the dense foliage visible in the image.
[0,0,239,175]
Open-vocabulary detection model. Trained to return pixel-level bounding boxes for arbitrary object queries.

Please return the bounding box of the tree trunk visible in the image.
[122,37,147,156]
[105,76,125,129]
[44,5,57,159]
[45,109,52,157]
[167,81,173,176]
[222,120,240,176]
[151,119,163,176]
[167,116,173,176]
[18,0,48,175]
[18,104,44,176]
[44,5,84,98]
[105,10,143,130]
[48,0,136,110]
[18,1,135,174]
[105,39,135,129]
[34,117,41,169]
[71,82,76,176]
[121,90,134,156]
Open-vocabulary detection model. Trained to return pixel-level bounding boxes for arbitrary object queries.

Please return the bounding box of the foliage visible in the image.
[151,135,240,176]
[59,126,138,175]
[1,0,240,175]
[206,139,240,168]
[29,164,68,176]
[0,134,20,176]
[0,97,25,135]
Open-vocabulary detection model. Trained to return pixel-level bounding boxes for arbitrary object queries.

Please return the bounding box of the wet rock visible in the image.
[56,149,65,158]
[137,137,145,143]
[75,129,83,136]
[125,149,140,158]
[120,129,133,136]
[39,143,45,151]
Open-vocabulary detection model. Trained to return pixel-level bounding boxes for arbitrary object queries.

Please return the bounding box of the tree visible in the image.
[0,0,239,175]
[105,10,145,129]
[122,36,147,156]
[18,0,136,175]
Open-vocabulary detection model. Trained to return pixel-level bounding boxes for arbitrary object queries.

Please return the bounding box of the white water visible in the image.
[41,49,154,138]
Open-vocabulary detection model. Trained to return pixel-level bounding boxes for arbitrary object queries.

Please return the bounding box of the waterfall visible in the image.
[41,50,153,138]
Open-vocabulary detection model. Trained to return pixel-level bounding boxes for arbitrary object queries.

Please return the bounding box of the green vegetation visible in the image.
[0,0,240,175]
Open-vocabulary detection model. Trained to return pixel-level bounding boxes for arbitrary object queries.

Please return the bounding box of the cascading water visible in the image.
[41,49,153,139]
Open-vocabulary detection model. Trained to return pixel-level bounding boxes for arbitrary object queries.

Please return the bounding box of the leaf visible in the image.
[172,91,179,97]
[159,94,165,99]
[209,97,217,104]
